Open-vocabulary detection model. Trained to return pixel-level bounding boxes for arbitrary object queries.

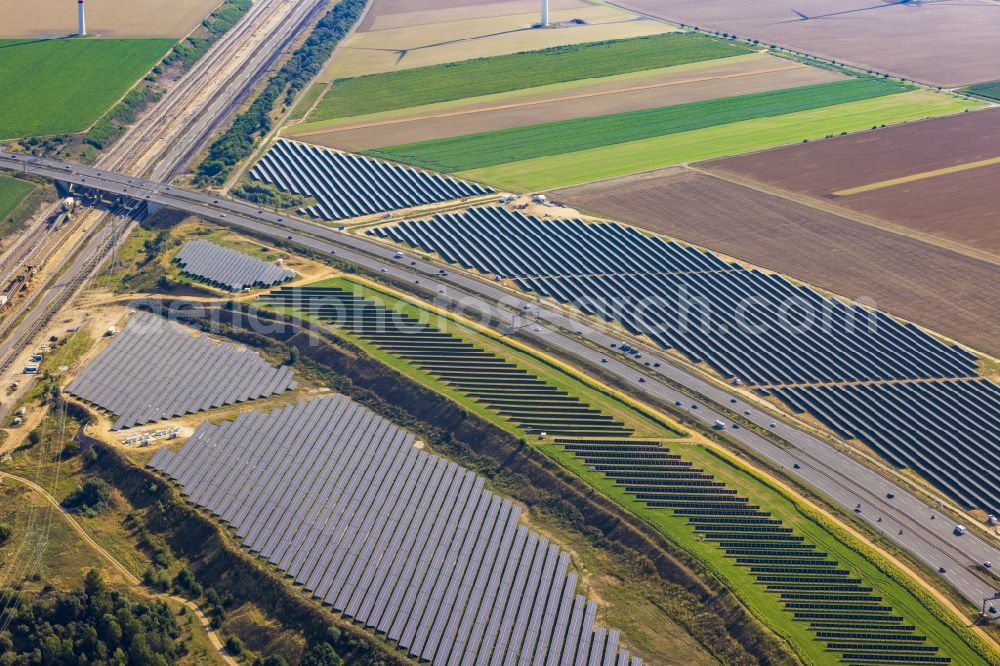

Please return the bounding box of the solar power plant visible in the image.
[148,396,641,665]
[174,239,295,291]
[65,312,296,430]
[259,285,634,438]
[553,437,951,664]
[771,381,1000,515]
[370,207,978,387]
[249,138,493,221]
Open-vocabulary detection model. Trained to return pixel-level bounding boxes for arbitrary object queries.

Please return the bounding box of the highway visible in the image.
[2,150,998,614]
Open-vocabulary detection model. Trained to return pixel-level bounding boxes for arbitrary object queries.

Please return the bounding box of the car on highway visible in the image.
[769,422,777,428]
[984,561,992,569]
[955,525,967,535]
[674,400,683,406]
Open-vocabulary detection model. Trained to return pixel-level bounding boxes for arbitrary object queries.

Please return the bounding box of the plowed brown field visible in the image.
[292,55,844,150]
[613,0,1000,88]
[552,169,1000,357]
[703,109,1000,257]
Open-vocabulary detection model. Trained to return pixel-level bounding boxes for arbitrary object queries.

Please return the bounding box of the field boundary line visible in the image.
[291,62,811,137]
[833,154,1000,196]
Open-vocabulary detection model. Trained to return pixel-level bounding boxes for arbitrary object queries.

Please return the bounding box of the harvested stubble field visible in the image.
[311,32,750,121]
[704,108,1000,257]
[552,169,1000,357]
[293,54,845,150]
[0,0,224,38]
[371,78,910,172]
[322,0,677,79]
[0,38,173,139]
[613,0,1000,88]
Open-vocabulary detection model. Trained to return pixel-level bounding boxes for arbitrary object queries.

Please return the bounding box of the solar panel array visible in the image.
[66,313,296,430]
[771,381,1000,514]
[148,396,640,665]
[259,285,634,438]
[554,437,951,664]
[370,208,977,387]
[249,139,493,221]
[175,239,295,291]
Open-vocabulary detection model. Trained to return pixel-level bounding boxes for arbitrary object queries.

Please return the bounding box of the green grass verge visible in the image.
[309,32,754,121]
[0,174,37,239]
[461,89,983,191]
[0,38,173,139]
[369,78,910,172]
[258,277,674,441]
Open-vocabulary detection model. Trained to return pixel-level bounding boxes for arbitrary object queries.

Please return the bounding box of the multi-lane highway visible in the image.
[2,150,998,614]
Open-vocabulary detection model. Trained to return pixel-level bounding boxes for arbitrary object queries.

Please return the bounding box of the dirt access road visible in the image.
[0,469,236,666]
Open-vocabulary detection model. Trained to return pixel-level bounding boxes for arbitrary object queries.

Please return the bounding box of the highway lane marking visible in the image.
[833,155,1000,196]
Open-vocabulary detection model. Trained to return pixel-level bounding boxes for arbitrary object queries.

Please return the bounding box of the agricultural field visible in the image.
[370,78,913,173]
[704,108,1000,258]
[291,53,846,151]
[0,38,173,140]
[613,0,1000,88]
[965,80,1000,102]
[321,0,678,80]
[308,32,754,121]
[0,0,224,38]
[552,168,1000,358]
[456,89,978,190]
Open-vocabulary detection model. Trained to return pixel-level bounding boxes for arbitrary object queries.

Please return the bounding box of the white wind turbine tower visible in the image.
[77,0,86,36]
[540,0,549,26]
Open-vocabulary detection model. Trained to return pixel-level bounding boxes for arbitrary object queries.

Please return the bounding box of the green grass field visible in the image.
[461,90,982,190]
[0,38,173,139]
[259,276,995,666]
[368,78,910,172]
[963,80,1000,101]
[0,174,36,221]
[309,32,754,121]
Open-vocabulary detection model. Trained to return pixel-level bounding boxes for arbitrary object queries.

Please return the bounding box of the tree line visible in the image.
[195,0,367,185]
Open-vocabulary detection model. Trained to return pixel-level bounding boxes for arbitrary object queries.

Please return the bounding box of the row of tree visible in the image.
[195,0,367,185]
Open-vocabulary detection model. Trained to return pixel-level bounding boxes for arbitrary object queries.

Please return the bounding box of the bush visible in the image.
[61,477,112,514]
[225,636,244,656]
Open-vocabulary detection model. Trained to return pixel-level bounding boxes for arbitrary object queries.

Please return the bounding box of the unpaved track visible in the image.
[0,470,236,666]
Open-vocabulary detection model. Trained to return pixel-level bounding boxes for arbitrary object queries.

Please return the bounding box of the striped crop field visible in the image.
[310,32,754,121]
[368,78,911,172]
[460,90,979,191]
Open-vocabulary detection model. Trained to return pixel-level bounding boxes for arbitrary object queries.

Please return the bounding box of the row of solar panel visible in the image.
[148,396,639,665]
[66,313,295,430]
[372,207,735,277]
[553,438,948,663]
[771,380,1000,514]
[250,139,492,221]
[370,208,977,387]
[175,239,295,291]
[258,286,635,438]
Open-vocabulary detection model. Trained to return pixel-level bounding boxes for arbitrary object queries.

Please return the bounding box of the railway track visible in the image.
[0,0,324,399]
